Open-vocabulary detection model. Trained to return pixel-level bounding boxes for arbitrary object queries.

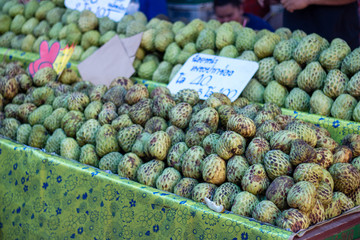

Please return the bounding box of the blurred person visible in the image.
[214,0,274,31]
[258,0,360,49]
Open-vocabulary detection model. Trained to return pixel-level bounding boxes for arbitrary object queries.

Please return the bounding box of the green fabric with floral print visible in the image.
[0,137,292,239]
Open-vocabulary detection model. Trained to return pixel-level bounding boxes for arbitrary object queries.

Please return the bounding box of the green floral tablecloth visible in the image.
[0,137,292,240]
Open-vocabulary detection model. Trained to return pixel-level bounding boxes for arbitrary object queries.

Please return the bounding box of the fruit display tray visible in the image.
[1,47,359,144]
[0,136,359,240]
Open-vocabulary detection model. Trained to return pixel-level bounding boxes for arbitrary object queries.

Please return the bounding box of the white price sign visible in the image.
[65,0,130,22]
[167,54,259,102]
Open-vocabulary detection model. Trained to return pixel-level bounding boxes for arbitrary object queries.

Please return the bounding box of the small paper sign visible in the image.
[53,44,76,75]
[167,54,259,102]
[28,41,74,78]
[65,0,131,22]
[77,33,143,87]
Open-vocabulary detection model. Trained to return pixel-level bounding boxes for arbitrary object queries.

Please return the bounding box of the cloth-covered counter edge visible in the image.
[0,136,359,239]
[0,136,293,240]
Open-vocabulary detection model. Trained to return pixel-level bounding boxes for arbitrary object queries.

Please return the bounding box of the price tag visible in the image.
[167,53,259,102]
[65,0,131,22]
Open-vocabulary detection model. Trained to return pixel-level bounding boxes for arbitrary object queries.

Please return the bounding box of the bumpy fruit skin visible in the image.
[76,119,101,146]
[231,191,259,217]
[147,131,171,161]
[60,137,80,161]
[270,130,298,154]
[0,77,19,100]
[227,114,256,138]
[215,131,246,160]
[332,146,352,164]
[315,148,334,168]
[287,181,317,212]
[333,192,355,212]
[117,124,143,153]
[331,94,358,121]
[128,98,153,126]
[323,69,349,98]
[191,183,217,203]
[255,120,281,141]
[99,152,123,174]
[137,160,165,187]
[181,146,206,179]
[201,154,226,185]
[253,110,275,128]
[5,104,19,119]
[84,101,102,120]
[189,107,219,133]
[276,208,310,232]
[212,182,241,210]
[252,200,281,225]
[173,178,199,198]
[117,153,143,180]
[156,167,182,193]
[241,163,270,195]
[144,116,167,134]
[285,121,317,147]
[348,187,360,206]
[174,89,199,106]
[109,77,134,90]
[264,81,288,107]
[45,128,66,154]
[254,33,280,59]
[61,110,85,138]
[166,125,185,145]
[201,133,220,156]
[131,132,151,159]
[16,124,32,145]
[329,163,360,195]
[167,142,188,171]
[264,150,292,180]
[293,163,324,188]
[112,114,133,132]
[16,103,36,123]
[78,10,98,32]
[324,194,342,219]
[244,137,269,165]
[169,102,192,129]
[125,84,149,105]
[266,175,295,210]
[289,139,317,166]
[255,57,277,86]
[341,47,360,76]
[32,67,57,87]
[285,88,311,112]
[152,94,176,120]
[27,103,53,126]
[185,122,211,148]
[317,181,333,207]
[28,124,49,148]
[274,59,301,88]
[79,144,99,167]
[95,124,119,157]
[226,155,249,185]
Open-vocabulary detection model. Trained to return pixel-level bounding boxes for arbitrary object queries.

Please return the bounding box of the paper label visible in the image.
[28,41,74,77]
[77,34,144,87]
[167,54,259,102]
[53,44,76,76]
[65,0,131,22]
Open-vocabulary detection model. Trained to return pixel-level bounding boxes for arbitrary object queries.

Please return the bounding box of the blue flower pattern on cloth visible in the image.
[0,137,292,239]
